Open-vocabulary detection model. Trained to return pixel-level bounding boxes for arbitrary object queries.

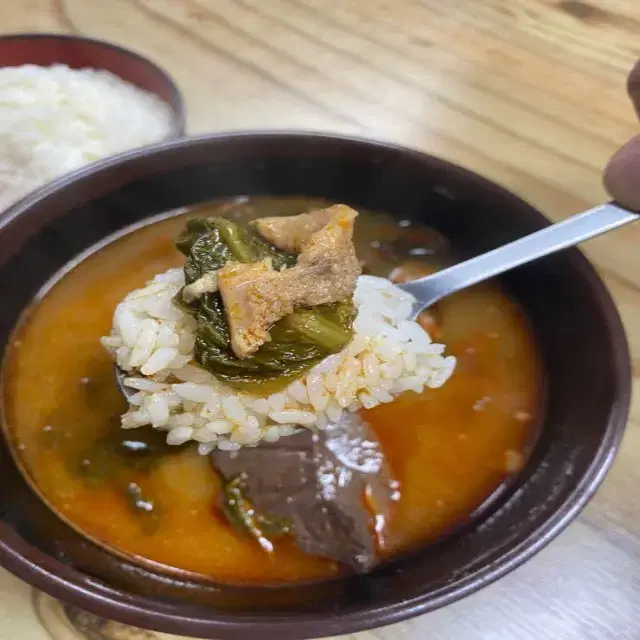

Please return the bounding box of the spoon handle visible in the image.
[400,202,638,311]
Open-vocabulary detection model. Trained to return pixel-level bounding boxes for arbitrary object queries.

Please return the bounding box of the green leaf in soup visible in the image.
[180,223,234,284]
[176,215,355,394]
[175,218,219,256]
[222,473,291,549]
[73,425,187,484]
[125,481,162,535]
[279,303,355,352]
[68,427,186,535]
[193,302,355,394]
[215,217,296,270]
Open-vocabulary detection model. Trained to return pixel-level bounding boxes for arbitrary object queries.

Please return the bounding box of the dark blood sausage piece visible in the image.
[211,413,395,573]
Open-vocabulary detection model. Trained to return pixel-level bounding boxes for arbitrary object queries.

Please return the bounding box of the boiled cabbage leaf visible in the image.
[175,217,355,394]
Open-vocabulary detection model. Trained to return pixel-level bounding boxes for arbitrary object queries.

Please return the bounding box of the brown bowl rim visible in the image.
[0,32,186,137]
[0,131,632,638]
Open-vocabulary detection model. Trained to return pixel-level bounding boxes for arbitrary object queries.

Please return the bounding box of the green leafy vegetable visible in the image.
[73,425,186,483]
[176,217,295,283]
[223,473,291,550]
[176,217,356,394]
[126,481,162,535]
[70,426,185,534]
[178,219,234,284]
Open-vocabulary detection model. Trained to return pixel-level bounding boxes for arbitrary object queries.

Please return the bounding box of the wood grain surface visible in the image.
[1,0,639,638]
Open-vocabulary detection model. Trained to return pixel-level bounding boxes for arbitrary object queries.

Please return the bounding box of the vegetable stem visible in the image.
[283,310,352,351]
[215,218,258,263]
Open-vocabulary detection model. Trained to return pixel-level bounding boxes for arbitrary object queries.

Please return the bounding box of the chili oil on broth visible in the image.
[1,197,541,584]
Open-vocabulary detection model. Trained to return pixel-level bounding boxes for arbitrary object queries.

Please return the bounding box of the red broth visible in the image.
[2,199,541,584]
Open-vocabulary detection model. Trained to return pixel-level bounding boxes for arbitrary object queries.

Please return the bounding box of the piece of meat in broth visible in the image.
[254,206,336,253]
[211,412,395,572]
[218,205,362,359]
[287,205,361,306]
[217,258,277,360]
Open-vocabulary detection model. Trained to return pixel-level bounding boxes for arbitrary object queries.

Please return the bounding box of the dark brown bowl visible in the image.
[0,33,185,137]
[0,132,631,639]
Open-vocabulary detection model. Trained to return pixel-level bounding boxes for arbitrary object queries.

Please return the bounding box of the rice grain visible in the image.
[102,272,457,451]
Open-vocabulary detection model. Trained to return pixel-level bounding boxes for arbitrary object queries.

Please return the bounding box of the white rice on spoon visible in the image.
[101,269,456,453]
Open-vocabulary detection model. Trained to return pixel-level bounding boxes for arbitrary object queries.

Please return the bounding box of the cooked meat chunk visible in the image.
[218,206,361,359]
[254,206,336,253]
[182,271,218,303]
[217,259,275,359]
[211,412,395,572]
[284,205,361,305]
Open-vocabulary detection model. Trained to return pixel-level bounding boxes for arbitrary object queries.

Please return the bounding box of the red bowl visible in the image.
[0,33,185,137]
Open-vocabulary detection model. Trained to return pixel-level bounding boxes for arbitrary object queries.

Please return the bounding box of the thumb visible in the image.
[603,134,640,212]
[627,59,640,119]
[603,60,640,211]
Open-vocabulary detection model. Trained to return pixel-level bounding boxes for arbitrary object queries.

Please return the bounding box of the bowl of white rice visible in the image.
[0,132,630,639]
[0,33,185,213]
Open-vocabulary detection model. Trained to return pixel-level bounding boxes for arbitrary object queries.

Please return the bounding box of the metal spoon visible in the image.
[397,202,637,320]
[116,202,637,399]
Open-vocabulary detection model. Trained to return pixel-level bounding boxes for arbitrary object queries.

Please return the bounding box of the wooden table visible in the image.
[2,1,640,638]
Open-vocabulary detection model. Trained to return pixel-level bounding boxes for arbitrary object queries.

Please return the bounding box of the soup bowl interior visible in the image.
[0,133,630,639]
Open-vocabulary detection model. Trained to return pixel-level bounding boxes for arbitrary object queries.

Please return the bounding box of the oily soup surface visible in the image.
[2,198,541,584]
